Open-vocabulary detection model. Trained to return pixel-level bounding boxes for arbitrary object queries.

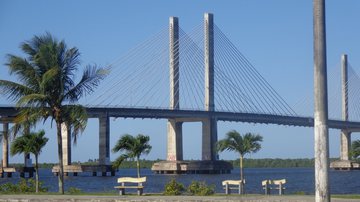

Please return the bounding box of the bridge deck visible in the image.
[1,106,360,131]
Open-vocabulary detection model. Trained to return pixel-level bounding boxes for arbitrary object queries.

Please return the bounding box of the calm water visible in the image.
[0,168,359,194]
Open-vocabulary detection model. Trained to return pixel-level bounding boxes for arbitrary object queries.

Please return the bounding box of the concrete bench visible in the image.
[114,177,146,195]
[262,179,286,195]
[222,180,245,194]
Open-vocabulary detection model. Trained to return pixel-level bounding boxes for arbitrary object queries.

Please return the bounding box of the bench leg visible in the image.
[279,184,284,195]
[137,188,143,196]
[239,183,244,195]
[264,185,270,195]
[119,188,125,195]
[225,184,230,195]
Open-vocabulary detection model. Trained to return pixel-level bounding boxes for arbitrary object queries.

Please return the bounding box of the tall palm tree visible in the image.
[112,134,152,178]
[11,130,49,193]
[350,140,360,159]
[0,33,107,194]
[217,130,263,193]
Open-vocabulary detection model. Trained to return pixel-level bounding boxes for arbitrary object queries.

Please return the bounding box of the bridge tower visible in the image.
[330,54,357,170]
[340,54,351,161]
[202,13,218,161]
[152,13,232,174]
[166,16,183,162]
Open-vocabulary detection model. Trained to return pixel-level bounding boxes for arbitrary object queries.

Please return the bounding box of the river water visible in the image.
[0,168,359,194]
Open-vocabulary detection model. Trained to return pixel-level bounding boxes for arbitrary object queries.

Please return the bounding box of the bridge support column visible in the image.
[99,115,110,165]
[340,130,351,160]
[21,127,34,177]
[203,13,217,161]
[2,123,9,168]
[167,120,183,161]
[202,118,218,161]
[61,123,71,166]
[340,54,351,161]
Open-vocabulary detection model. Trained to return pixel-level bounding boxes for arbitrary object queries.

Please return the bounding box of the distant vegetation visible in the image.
[8,158,333,169]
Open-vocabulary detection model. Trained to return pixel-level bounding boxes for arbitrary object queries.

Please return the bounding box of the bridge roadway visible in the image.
[1,106,360,131]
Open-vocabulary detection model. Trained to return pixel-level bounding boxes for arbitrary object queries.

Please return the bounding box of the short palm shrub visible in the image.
[187,181,215,196]
[164,179,185,195]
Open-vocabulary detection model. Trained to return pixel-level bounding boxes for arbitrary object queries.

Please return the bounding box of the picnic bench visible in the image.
[114,177,146,195]
[262,179,286,195]
[222,180,245,194]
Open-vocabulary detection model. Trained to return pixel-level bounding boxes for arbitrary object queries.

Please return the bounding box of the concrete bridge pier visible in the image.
[98,115,115,176]
[19,127,34,178]
[61,123,71,176]
[2,123,9,169]
[1,123,15,178]
[202,118,218,161]
[167,119,183,161]
[52,123,77,176]
[52,117,115,176]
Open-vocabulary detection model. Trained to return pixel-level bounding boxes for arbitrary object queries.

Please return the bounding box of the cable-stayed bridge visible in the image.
[1,13,360,174]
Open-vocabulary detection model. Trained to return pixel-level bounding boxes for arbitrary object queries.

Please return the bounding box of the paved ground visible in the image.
[0,195,359,202]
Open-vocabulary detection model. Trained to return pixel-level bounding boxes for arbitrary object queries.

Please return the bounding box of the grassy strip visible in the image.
[332,194,360,199]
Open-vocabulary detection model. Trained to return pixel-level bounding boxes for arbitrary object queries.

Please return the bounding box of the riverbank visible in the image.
[0,195,359,202]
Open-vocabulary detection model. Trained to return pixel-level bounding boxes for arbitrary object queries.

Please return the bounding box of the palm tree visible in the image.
[11,130,49,193]
[112,134,152,178]
[350,140,360,159]
[217,130,263,193]
[0,33,107,194]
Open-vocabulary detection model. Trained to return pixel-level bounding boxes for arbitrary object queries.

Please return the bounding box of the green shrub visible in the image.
[0,182,19,193]
[68,187,82,194]
[0,179,48,193]
[164,179,185,195]
[187,181,215,196]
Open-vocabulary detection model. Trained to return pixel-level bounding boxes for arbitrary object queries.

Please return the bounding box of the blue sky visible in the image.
[1,0,360,163]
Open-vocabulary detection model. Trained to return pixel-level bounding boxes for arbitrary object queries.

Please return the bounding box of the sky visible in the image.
[1,0,360,163]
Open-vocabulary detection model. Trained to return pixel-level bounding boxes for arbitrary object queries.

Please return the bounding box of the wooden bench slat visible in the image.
[117,177,146,183]
[222,180,245,186]
[115,186,144,189]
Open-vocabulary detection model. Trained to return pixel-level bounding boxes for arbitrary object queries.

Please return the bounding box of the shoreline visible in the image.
[0,194,359,202]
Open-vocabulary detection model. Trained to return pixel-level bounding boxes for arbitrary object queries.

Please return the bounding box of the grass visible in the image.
[332,194,360,199]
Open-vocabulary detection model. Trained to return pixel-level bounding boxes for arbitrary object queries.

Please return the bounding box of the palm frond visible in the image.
[5,55,40,89]
[217,130,263,157]
[112,154,130,169]
[61,46,79,92]
[16,94,47,108]
[10,130,48,156]
[0,80,34,101]
[62,105,88,144]
[64,65,108,102]
[112,134,135,153]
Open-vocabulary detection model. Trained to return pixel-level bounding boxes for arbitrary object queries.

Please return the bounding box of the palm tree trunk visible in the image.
[56,121,65,194]
[35,154,39,193]
[240,155,244,194]
[136,157,140,178]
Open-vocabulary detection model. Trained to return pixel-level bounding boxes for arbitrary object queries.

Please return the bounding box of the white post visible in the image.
[313,0,330,201]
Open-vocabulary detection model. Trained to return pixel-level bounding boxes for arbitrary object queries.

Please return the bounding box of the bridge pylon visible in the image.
[330,54,360,170]
[152,13,232,174]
